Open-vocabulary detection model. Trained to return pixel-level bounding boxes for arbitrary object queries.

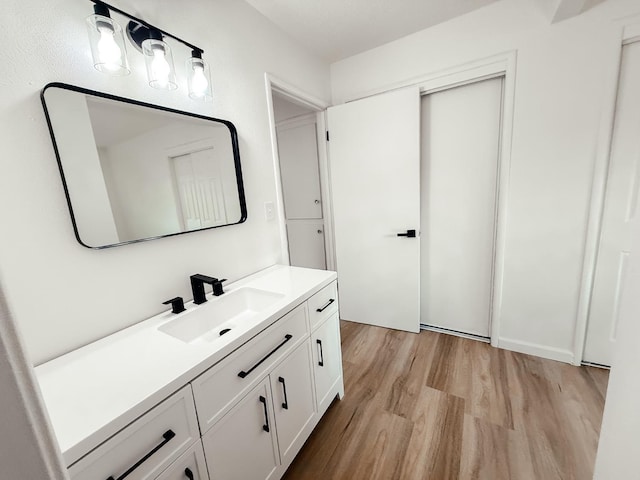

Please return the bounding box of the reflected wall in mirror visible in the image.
[41,83,247,249]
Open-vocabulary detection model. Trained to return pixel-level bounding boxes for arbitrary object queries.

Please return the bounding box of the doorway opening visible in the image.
[265,75,335,271]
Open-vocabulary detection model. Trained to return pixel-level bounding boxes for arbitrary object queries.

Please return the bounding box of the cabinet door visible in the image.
[156,441,209,480]
[312,314,343,412]
[286,220,326,270]
[269,341,316,465]
[202,379,279,480]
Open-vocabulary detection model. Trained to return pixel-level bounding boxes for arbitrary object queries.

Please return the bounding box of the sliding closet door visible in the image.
[421,77,503,337]
[328,87,421,333]
[584,41,640,366]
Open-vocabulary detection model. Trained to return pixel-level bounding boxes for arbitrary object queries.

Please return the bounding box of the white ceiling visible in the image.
[244,0,499,62]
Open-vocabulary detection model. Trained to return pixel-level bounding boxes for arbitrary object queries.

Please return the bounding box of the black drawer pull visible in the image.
[238,334,293,378]
[278,376,289,410]
[317,339,324,367]
[259,395,270,432]
[316,298,335,313]
[184,468,194,480]
[106,430,175,480]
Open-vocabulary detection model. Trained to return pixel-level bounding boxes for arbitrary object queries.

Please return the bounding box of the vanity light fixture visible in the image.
[141,30,177,90]
[187,50,213,101]
[86,3,130,75]
[86,0,210,100]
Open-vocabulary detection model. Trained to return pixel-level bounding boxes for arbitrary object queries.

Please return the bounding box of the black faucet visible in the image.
[190,274,218,304]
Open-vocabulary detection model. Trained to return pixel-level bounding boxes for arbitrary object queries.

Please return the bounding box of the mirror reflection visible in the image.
[41,84,246,249]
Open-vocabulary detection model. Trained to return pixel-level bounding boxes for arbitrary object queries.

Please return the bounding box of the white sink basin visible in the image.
[158,287,285,343]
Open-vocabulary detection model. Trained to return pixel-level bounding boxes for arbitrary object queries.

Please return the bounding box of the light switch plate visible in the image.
[264,202,275,221]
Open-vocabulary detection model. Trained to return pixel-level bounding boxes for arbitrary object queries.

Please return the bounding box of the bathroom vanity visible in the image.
[35,266,343,480]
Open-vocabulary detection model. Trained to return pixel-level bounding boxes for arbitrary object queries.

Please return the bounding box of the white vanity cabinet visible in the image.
[36,267,342,480]
[269,340,316,466]
[68,386,200,480]
[197,312,317,479]
[155,442,209,480]
[202,378,280,480]
[311,313,343,413]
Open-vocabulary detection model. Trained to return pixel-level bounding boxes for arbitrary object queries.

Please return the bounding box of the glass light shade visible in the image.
[141,39,178,90]
[187,56,213,101]
[86,14,130,75]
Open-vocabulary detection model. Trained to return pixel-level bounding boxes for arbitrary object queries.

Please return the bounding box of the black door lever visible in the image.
[397,229,417,238]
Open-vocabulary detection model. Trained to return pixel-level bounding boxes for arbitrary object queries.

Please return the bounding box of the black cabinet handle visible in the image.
[278,376,289,410]
[317,339,324,367]
[259,395,270,432]
[316,298,335,313]
[397,229,417,238]
[184,468,194,480]
[106,430,175,480]
[238,334,293,378]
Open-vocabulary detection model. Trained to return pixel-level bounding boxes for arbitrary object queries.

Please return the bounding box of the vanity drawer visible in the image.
[68,385,200,480]
[156,441,209,480]
[192,303,308,433]
[308,281,338,330]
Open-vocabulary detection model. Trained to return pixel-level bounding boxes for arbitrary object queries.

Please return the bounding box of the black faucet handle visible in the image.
[190,273,218,284]
[163,297,186,314]
[213,278,227,296]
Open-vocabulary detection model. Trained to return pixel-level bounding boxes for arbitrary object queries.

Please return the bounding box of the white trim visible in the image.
[264,73,336,270]
[0,283,68,478]
[575,18,640,366]
[498,337,575,364]
[275,112,317,130]
[316,111,337,271]
[421,324,491,343]
[337,51,516,104]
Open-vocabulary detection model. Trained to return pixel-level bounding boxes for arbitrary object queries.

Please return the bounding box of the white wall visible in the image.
[0,278,68,479]
[0,0,330,365]
[330,0,640,361]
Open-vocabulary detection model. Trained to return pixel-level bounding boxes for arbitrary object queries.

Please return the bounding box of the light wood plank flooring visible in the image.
[283,321,609,480]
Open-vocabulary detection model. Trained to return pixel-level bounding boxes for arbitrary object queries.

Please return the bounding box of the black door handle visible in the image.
[106,430,175,480]
[397,229,416,238]
[317,339,324,367]
[259,395,270,432]
[278,376,289,410]
[184,468,195,480]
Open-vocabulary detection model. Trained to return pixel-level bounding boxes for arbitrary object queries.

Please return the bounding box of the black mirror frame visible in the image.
[40,82,247,249]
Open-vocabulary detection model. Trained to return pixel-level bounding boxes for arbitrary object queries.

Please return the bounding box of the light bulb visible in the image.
[151,48,170,87]
[96,26,122,71]
[191,64,209,97]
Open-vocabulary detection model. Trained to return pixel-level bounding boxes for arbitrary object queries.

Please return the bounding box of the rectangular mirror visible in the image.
[41,83,247,249]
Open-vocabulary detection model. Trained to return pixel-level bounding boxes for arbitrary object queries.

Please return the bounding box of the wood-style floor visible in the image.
[283,321,609,480]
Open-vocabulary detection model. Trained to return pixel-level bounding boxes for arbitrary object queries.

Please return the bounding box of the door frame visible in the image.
[264,73,336,270]
[576,17,640,366]
[338,52,516,347]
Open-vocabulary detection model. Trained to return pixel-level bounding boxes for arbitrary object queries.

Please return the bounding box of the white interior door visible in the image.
[420,77,503,338]
[328,87,421,333]
[277,116,323,219]
[584,41,640,366]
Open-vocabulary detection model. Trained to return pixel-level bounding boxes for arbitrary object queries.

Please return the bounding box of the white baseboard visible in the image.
[498,337,574,364]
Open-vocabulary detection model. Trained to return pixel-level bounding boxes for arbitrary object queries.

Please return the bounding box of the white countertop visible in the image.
[35,265,337,467]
